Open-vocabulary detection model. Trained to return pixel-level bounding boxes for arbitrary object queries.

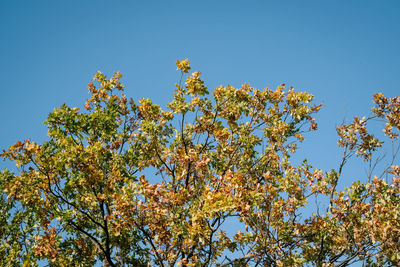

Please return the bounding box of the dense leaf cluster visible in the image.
[1,60,399,266]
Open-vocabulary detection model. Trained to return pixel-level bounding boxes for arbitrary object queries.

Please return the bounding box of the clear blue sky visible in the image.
[0,0,399,261]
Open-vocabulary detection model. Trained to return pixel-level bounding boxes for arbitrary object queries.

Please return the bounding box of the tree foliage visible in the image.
[1,59,400,266]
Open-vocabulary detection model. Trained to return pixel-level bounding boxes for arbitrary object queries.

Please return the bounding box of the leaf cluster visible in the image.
[1,60,399,266]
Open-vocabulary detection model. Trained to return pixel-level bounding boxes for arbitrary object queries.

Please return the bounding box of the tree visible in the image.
[1,59,399,266]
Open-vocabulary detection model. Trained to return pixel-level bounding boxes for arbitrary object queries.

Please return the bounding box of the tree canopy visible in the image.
[1,59,400,266]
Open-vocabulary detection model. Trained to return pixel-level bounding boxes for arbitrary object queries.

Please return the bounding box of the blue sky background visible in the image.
[0,0,399,264]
